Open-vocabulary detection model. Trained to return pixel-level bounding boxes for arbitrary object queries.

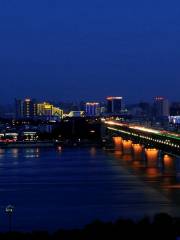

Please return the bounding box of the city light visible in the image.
[129,126,160,134]
[106,97,123,100]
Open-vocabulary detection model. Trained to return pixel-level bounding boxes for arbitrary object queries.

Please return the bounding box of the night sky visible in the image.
[0,0,180,103]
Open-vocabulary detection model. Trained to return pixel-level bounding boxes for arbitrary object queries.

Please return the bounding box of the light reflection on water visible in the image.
[24,148,40,158]
[111,145,180,200]
[0,147,179,232]
[89,147,97,157]
[11,149,19,158]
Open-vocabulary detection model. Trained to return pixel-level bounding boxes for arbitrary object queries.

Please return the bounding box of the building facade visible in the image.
[106,97,123,114]
[15,98,37,119]
[37,102,63,120]
[85,102,100,116]
[154,97,169,118]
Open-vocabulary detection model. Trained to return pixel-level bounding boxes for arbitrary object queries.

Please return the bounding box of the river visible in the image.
[0,147,179,232]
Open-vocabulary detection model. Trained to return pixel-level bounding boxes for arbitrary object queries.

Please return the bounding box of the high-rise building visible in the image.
[15,99,23,118]
[85,102,100,116]
[106,97,123,114]
[154,97,169,118]
[138,102,152,117]
[37,102,63,120]
[15,98,37,119]
[170,102,180,116]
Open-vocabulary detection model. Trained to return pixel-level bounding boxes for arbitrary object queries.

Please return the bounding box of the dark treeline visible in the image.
[1,213,180,240]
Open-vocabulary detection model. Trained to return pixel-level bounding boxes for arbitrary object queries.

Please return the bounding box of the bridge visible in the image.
[104,120,180,155]
[103,120,180,177]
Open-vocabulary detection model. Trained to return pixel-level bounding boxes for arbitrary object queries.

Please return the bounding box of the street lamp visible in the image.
[5,205,14,232]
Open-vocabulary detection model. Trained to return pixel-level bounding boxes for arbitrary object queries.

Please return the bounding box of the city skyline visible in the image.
[0,0,180,103]
[1,1,180,237]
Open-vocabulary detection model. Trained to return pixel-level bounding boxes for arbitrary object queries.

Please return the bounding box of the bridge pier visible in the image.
[162,154,176,176]
[113,137,123,151]
[111,133,177,178]
[132,144,143,161]
[145,148,159,168]
[112,136,123,158]
[145,148,160,177]
[122,140,132,154]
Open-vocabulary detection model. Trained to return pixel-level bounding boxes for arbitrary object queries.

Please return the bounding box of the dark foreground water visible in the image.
[0,147,179,232]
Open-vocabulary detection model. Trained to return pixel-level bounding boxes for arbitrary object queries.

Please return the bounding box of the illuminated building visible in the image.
[169,102,180,125]
[15,98,37,119]
[154,96,169,117]
[37,102,53,116]
[53,106,63,119]
[68,111,84,117]
[0,133,18,142]
[106,96,123,113]
[37,102,63,120]
[100,106,106,114]
[22,131,37,141]
[85,102,100,116]
[169,116,180,125]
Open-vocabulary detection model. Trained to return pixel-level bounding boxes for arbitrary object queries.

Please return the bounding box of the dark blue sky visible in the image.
[0,0,180,103]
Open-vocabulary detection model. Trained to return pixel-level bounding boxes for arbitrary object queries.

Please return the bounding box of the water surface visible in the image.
[0,147,179,232]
